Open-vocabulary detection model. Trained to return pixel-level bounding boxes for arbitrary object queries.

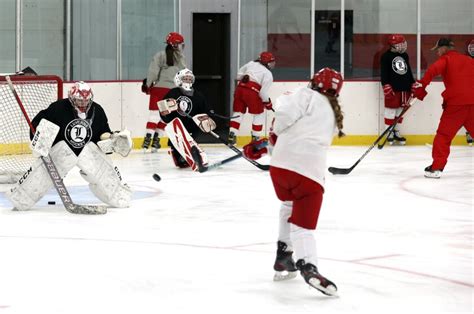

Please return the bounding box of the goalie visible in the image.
[158,68,217,171]
[6,81,133,211]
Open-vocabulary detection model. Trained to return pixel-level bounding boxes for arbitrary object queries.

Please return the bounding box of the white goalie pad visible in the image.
[97,129,133,157]
[6,141,78,210]
[165,118,209,171]
[77,142,132,208]
[30,118,60,157]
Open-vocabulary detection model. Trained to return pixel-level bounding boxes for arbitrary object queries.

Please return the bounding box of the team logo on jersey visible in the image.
[65,119,92,148]
[176,96,193,116]
[392,56,408,75]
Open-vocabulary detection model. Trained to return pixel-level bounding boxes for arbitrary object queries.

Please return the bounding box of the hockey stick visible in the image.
[5,76,106,215]
[191,146,243,173]
[208,110,240,120]
[328,98,415,175]
[208,131,270,171]
[377,96,413,150]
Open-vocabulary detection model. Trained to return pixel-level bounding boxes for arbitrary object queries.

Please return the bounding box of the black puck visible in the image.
[152,173,161,182]
[48,201,56,205]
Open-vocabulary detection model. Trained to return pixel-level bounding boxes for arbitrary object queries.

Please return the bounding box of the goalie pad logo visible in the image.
[65,119,92,149]
[392,56,408,75]
[176,96,193,116]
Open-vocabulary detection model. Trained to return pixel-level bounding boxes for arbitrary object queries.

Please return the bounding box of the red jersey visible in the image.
[419,50,474,106]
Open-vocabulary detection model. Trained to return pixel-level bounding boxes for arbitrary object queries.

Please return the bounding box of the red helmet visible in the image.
[387,34,406,45]
[468,39,474,57]
[259,51,276,64]
[310,68,343,96]
[166,32,184,46]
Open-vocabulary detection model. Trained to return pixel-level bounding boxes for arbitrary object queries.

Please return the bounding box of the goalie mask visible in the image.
[68,81,93,114]
[310,67,343,97]
[388,34,407,54]
[174,68,195,93]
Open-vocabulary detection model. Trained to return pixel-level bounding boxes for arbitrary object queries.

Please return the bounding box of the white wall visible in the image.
[71,81,455,140]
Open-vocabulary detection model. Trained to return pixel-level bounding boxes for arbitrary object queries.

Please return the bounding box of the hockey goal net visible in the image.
[0,75,63,183]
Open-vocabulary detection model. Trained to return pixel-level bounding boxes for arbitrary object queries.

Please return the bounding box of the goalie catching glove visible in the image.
[243,138,268,160]
[157,98,178,115]
[97,129,133,157]
[192,114,216,133]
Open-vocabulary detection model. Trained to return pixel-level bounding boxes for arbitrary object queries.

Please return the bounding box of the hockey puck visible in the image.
[152,173,161,182]
[48,201,56,205]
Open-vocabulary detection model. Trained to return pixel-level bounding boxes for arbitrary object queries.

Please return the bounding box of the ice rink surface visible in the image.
[0,145,472,314]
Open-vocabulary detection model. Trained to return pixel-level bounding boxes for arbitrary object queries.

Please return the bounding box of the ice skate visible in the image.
[142,133,152,151]
[151,132,161,153]
[466,132,473,146]
[392,130,406,145]
[228,131,236,145]
[424,165,442,179]
[273,241,297,281]
[296,260,338,296]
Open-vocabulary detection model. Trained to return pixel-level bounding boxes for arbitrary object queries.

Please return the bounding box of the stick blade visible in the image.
[68,204,107,215]
[328,166,353,175]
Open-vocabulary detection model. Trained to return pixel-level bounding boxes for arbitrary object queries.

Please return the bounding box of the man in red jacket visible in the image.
[412,38,474,178]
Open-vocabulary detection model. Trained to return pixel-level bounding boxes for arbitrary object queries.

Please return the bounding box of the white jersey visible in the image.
[270,87,337,188]
[237,61,273,102]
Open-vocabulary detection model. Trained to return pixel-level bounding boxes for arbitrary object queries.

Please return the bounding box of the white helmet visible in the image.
[174,68,195,92]
[68,81,93,113]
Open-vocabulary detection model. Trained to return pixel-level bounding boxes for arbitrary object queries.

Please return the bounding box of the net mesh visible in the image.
[0,75,62,183]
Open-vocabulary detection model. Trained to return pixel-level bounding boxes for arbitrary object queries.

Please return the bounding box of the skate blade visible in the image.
[308,278,338,297]
[151,148,158,153]
[273,271,297,281]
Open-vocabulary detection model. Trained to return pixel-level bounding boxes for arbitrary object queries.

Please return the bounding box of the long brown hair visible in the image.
[324,92,345,138]
[165,45,175,66]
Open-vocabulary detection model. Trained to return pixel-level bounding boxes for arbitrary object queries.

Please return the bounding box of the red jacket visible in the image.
[419,50,474,106]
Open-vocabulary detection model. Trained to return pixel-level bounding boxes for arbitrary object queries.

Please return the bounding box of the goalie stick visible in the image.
[328,98,415,175]
[5,76,107,215]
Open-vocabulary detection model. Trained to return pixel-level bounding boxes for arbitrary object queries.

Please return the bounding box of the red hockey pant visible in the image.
[270,166,324,230]
[146,87,170,130]
[432,104,474,170]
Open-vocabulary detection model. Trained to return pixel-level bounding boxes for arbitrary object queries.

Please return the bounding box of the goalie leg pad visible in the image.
[77,143,132,208]
[165,118,209,171]
[6,141,77,210]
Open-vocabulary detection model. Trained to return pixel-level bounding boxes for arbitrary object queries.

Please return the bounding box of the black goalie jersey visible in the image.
[31,99,112,156]
[160,87,212,134]
[380,50,415,92]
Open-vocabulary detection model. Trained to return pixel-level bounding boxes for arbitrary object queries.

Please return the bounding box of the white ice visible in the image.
[0,145,472,314]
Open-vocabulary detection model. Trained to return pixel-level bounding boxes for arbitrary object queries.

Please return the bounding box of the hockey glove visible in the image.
[411,81,427,101]
[243,138,268,160]
[192,114,217,133]
[141,78,149,95]
[157,98,178,115]
[263,99,273,111]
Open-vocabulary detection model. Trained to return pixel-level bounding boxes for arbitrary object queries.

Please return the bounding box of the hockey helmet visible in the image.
[68,81,93,113]
[467,39,474,57]
[310,67,343,96]
[387,34,407,53]
[259,51,276,69]
[174,68,195,91]
[166,32,184,48]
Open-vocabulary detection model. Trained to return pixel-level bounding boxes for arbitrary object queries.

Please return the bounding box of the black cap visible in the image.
[431,38,454,51]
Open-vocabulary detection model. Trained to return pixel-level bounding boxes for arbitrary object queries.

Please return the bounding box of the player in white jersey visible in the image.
[228,52,275,144]
[245,68,345,296]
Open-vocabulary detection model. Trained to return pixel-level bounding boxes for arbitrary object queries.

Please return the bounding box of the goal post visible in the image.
[0,75,63,183]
